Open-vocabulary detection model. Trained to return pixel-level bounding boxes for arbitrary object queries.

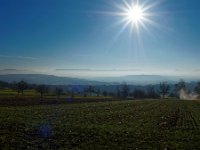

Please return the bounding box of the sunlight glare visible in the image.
[126,5,144,24]
[114,0,159,34]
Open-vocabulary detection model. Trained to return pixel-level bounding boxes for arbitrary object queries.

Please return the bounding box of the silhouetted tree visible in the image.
[87,85,94,96]
[146,85,158,98]
[83,88,88,97]
[108,92,114,97]
[71,91,74,98]
[17,81,28,96]
[175,79,186,92]
[0,81,9,89]
[174,79,186,98]
[168,91,177,98]
[55,88,63,99]
[36,85,48,98]
[194,82,200,95]
[121,83,129,99]
[102,91,108,97]
[159,82,170,98]
[132,88,146,99]
[116,88,121,98]
[95,88,101,97]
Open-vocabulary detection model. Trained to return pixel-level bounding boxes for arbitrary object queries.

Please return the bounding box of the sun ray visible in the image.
[93,0,163,53]
[111,0,161,35]
[113,20,131,42]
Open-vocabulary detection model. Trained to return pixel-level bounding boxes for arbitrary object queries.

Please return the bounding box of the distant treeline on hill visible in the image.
[0,80,200,99]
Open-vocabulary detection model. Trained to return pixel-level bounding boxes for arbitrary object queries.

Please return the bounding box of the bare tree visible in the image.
[55,88,63,99]
[175,79,186,92]
[83,88,88,97]
[116,88,121,98]
[132,88,146,99]
[36,85,48,98]
[17,81,28,96]
[194,82,200,95]
[159,82,170,98]
[102,91,108,97]
[121,82,129,99]
[87,85,94,96]
[95,88,101,97]
[146,85,158,98]
[174,79,186,98]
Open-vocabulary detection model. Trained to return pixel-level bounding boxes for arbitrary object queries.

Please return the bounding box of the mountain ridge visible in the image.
[0,74,198,85]
[0,74,104,85]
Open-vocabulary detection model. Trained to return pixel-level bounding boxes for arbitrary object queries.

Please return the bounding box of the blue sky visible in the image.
[0,0,200,77]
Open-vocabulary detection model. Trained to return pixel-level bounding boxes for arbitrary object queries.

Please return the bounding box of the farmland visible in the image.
[0,100,200,149]
[0,89,114,106]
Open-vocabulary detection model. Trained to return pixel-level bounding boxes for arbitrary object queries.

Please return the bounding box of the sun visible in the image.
[112,0,158,33]
[119,1,150,30]
[97,0,160,43]
[126,5,145,24]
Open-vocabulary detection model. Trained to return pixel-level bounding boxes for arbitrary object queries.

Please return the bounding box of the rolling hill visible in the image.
[0,74,103,85]
[0,74,197,85]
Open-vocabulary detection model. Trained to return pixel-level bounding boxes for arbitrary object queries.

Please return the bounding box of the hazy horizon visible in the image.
[1,71,200,81]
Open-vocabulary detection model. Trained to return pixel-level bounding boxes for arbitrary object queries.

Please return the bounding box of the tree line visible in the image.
[0,79,200,99]
[114,80,200,99]
[0,81,63,98]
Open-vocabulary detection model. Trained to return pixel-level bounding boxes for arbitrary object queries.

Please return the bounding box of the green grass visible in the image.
[0,89,112,100]
[0,89,39,98]
[0,100,200,149]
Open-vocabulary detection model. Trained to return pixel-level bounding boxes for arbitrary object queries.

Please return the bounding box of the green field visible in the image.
[0,89,64,98]
[0,100,200,149]
[0,89,112,100]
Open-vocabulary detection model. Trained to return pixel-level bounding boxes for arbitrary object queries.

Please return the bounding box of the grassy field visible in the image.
[0,89,65,98]
[0,89,113,100]
[0,100,200,149]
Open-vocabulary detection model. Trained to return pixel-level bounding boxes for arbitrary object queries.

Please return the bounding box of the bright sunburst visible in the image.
[125,5,145,24]
[95,0,161,47]
[114,0,159,34]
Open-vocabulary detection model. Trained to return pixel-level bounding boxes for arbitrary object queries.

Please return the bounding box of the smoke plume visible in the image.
[179,89,199,100]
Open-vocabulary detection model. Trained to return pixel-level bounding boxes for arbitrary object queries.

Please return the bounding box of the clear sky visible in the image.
[0,0,200,77]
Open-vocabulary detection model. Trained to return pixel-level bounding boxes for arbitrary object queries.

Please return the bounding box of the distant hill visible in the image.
[0,74,198,85]
[91,75,182,85]
[0,74,104,85]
